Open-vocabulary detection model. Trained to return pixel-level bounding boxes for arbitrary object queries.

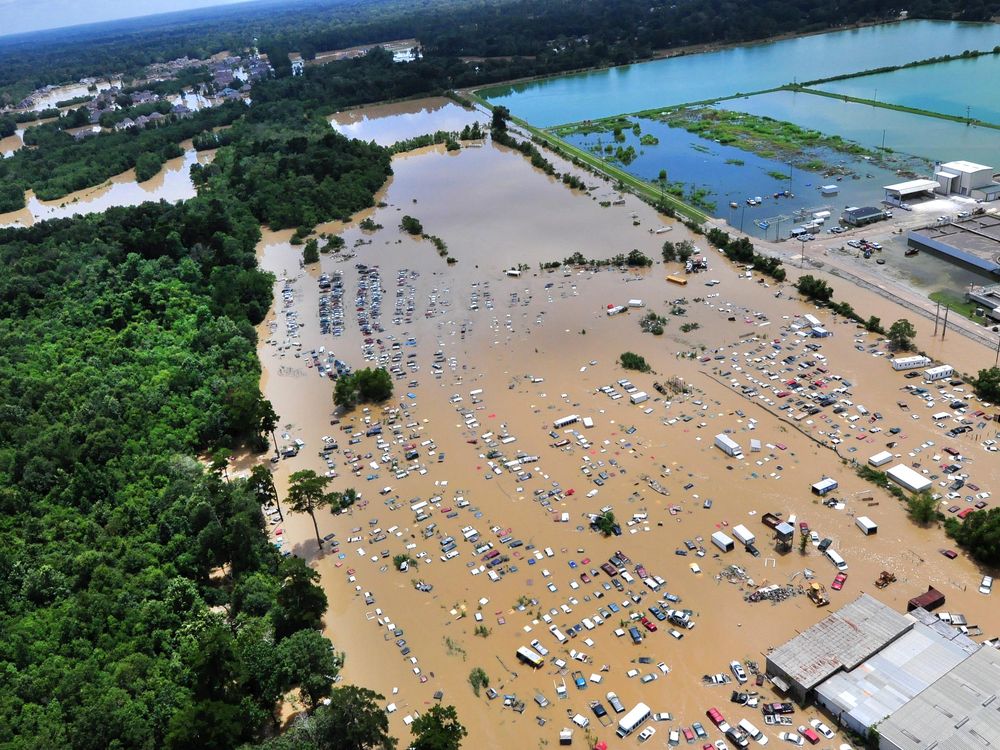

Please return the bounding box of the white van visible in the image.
[621,571,635,584]
[825,548,848,571]
[738,718,767,745]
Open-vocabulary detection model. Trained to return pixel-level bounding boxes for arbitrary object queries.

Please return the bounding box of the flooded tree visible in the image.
[286,469,334,548]
[887,319,917,351]
[410,704,467,750]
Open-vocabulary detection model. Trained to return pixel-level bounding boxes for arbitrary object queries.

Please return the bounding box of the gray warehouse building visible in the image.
[813,609,979,737]
[878,645,1000,750]
[766,594,912,704]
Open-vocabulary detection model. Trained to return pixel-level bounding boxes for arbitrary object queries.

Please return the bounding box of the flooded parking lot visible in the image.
[251,101,999,749]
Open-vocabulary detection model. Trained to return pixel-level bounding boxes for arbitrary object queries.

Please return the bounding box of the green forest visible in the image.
[1,0,994,106]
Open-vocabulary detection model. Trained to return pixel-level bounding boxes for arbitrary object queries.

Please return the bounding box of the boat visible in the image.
[905,248,919,257]
[730,201,739,209]
[756,220,770,230]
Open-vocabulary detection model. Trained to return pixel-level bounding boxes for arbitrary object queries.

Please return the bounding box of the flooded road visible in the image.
[0,143,214,228]
[253,101,999,749]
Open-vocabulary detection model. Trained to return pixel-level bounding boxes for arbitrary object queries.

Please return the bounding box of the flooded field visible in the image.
[329,97,484,146]
[557,114,918,237]
[0,144,213,228]
[253,101,999,749]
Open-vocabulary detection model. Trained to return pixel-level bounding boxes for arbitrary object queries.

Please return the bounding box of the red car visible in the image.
[682,727,696,743]
[706,707,726,728]
[832,573,848,591]
[640,617,657,632]
[799,725,821,745]
[799,521,809,533]
[580,572,591,583]
[940,549,958,559]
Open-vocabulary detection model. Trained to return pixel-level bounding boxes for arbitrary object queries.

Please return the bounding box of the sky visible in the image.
[0,0,256,37]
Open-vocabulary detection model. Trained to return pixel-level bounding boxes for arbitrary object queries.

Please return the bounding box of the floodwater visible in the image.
[560,115,918,236]
[329,97,484,146]
[482,21,1000,126]
[0,129,23,157]
[717,89,1000,166]
[24,77,122,111]
[0,144,213,228]
[254,104,999,749]
[815,53,1000,125]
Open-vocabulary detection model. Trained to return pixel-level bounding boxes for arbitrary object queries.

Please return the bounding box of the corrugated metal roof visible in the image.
[814,620,977,731]
[767,594,912,689]
[878,646,1000,750]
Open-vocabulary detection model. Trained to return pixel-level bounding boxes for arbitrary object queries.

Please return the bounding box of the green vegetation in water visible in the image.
[639,134,659,145]
[690,143,710,153]
[725,158,745,166]
[619,352,652,372]
[655,107,876,172]
[766,170,792,180]
[550,116,634,138]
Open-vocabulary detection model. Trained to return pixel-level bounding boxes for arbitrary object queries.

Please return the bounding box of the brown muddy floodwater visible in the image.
[253,100,999,749]
[329,97,484,146]
[0,144,213,228]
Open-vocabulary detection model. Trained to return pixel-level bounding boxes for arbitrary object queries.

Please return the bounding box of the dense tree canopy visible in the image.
[0,197,340,749]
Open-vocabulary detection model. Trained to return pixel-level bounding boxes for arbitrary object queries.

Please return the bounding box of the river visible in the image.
[482,21,1000,127]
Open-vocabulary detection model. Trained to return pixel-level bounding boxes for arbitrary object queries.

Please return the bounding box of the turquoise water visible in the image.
[561,118,911,237]
[483,21,1000,127]
[815,53,1000,125]
[715,90,1000,165]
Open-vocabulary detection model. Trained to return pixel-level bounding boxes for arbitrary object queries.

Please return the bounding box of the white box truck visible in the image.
[714,433,743,458]
[855,516,878,535]
[711,531,735,552]
[732,525,755,546]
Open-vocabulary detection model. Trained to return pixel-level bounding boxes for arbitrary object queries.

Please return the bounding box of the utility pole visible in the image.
[933,301,940,336]
[881,129,886,151]
[941,305,950,340]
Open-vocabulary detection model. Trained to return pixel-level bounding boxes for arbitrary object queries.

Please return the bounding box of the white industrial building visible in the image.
[934,159,1000,201]
[813,610,978,738]
[887,464,932,493]
[878,644,1000,750]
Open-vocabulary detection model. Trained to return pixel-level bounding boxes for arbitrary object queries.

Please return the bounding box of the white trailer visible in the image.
[628,299,645,308]
[923,364,954,382]
[629,391,649,405]
[711,531,735,552]
[553,415,580,429]
[868,451,893,467]
[732,524,755,546]
[714,433,743,458]
[891,355,930,371]
[855,516,878,535]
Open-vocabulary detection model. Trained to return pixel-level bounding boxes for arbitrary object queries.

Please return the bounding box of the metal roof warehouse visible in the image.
[766,594,912,703]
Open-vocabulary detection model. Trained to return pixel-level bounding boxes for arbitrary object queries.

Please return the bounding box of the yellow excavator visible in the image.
[807,582,829,607]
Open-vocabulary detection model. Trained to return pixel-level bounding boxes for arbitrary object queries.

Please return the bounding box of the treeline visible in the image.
[795,274,887,333]
[0,101,245,207]
[3,0,966,108]
[0,196,358,748]
[704,227,786,281]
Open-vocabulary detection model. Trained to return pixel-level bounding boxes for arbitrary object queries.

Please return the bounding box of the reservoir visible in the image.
[715,90,1000,166]
[482,21,1000,127]
[814,52,1000,125]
